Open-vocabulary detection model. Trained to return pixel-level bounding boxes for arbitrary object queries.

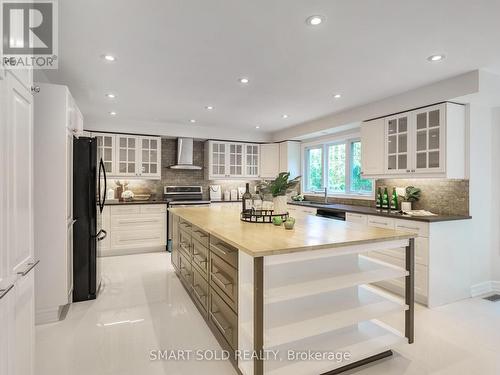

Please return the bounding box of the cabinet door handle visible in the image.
[398,225,419,231]
[212,270,232,289]
[17,260,40,277]
[193,230,208,238]
[210,311,232,336]
[371,221,388,226]
[211,243,235,256]
[406,169,410,173]
[194,254,207,265]
[0,284,14,300]
[411,169,416,172]
[180,242,190,253]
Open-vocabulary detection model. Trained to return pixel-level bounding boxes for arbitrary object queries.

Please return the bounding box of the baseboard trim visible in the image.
[101,246,165,257]
[36,306,62,325]
[471,281,500,297]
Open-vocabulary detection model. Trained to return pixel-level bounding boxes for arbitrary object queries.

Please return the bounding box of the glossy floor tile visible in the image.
[36,253,500,375]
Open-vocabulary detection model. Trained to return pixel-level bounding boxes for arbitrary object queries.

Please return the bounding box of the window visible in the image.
[304,138,373,196]
[305,147,323,191]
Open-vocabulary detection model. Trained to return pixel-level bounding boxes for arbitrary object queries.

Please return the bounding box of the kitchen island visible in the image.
[169,206,415,375]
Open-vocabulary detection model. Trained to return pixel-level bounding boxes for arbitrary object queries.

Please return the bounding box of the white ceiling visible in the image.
[44,0,500,136]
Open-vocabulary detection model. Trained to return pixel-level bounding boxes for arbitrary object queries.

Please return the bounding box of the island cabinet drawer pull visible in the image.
[371,221,388,226]
[193,230,208,238]
[212,270,232,289]
[398,225,420,231]
[0,284,14,300]
[193,254,207,265]
[193,284,207,302]
[180,242,190,252]
[210,311,232,336]
[17,260,40,277]
[211,243,235,256]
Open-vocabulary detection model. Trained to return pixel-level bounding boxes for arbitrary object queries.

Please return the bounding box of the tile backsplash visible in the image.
[305,178,469,216]
[108,138,259,201]
[376,178,469,216]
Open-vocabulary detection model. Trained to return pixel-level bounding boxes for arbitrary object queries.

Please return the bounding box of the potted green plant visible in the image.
[401,186,421,212]
[258,172,301,214]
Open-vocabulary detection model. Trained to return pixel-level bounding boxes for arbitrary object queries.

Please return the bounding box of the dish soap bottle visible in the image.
[242,183,252,212]
[390,187,399,211]
[382,187,389,209]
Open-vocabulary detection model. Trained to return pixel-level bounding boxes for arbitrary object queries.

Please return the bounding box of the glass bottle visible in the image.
[382,187,389,209]
[390,187,399,211]
[242,183,252,212]
[376,187,382,209]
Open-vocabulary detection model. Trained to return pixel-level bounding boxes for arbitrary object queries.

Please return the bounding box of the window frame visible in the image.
[302,134,374,200]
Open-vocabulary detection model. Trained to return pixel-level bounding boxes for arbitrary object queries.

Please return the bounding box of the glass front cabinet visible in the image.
[384,103,447,176]
[206,141,260,179]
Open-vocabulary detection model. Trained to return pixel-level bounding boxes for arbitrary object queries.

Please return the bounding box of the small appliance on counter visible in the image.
[209,185,222,201]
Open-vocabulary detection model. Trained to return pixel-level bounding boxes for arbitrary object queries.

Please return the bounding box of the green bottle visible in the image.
[376,188,382,209]
[382,187,389,209]
[390,187,399,211]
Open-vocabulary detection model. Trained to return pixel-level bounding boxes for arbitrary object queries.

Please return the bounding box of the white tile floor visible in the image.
[36,252,500,375]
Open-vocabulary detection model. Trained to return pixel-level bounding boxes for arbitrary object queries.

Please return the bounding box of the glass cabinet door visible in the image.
[229,143,244,176]
[413,105,445,173]
[94,133,115,175]
[116,135,138,176]
[245,144,259,177]
[211,142,227,177]
[140,137,161,178]
[385,114,410,173]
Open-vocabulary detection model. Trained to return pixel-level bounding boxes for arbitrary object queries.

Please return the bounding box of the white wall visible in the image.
[491,108,500,281]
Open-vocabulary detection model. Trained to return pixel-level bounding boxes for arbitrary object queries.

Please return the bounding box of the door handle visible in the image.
[96,229,107,242]
[0,284,14,300]
[17,260,40,277]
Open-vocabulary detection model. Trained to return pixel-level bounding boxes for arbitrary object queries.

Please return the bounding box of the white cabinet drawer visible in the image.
[111,214,165,230]
[395,220,429,238]
[111,228,166,249]
[366,252,428,298]
[140,204,166,214]
[367,216,395,229]
[374,236,429,266]
[110,205,141,215]
[346,212,368,225]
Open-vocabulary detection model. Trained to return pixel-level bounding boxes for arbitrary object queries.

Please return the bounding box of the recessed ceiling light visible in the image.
[102,54,116,62]
[255,125,260,129]
[333,93,342,99]
[190,119,196,123]
[427,54,445,62]
[306,15,325,26]
[205,105,214,110]
[282,114,289,119]
[105,93,116,99]
[239,77,249,84]
[109,111,117,116]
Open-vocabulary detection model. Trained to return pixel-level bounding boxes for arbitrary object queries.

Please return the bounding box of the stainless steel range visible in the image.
[164,186,210,251]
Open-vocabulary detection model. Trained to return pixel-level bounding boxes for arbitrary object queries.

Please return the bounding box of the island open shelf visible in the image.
[169,206,415,375]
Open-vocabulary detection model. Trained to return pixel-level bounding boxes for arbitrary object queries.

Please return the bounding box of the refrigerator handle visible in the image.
[99,158,107,211]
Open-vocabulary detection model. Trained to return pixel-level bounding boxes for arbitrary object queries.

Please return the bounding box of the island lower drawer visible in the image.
[192,238,209,277]
[179,252,192,287]
[209,289,238,350]
[179,229,192,259]
[210,253,238,312]
[210,238,238,269]
[192,267,209,313]
[192,226,209,248]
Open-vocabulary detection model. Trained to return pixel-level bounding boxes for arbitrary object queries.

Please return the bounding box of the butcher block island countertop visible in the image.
[168,205,413,257]
[169,205,416,375]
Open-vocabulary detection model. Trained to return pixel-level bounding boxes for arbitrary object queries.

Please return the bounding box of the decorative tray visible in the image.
[240,209,289,223]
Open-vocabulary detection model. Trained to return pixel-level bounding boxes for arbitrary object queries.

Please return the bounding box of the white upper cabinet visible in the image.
[94,133,116,175]
[278,141,301,179]
[245,144,260,178]
[361,103,465,179]
[259,143,280,179]
[228,143,244,177]
[360,118,385,176]
[139,137,161,179]
[103,134,161,179]
[205,141,260,179]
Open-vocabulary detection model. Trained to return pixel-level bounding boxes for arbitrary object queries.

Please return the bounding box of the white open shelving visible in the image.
[264,254,408,304]
[265,320,406,375]
[263,285,407,348]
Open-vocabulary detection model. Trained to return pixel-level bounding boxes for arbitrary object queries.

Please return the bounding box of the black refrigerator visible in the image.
[73,137,107,302]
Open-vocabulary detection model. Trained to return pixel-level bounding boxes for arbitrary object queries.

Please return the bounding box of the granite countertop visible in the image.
[288,201,471,223]
[105,200,167,205]
[169,206,413,257]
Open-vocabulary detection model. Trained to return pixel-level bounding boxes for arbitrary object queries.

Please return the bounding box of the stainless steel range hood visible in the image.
[170,138,202,170]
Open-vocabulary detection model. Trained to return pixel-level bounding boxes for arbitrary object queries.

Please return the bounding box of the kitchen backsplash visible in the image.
[376,178,469,216]
[305,178,469,216]
[107,138,259,201]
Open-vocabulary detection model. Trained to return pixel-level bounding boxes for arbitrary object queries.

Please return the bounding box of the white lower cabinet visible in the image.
[346,213,430,305]
[103,204,166,256]
[287,204,317,216]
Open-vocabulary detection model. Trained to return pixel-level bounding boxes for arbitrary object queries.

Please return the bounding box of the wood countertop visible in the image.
[169,206,413,257]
